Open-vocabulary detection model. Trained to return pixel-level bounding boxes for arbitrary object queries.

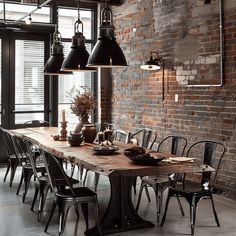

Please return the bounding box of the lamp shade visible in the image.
[87,25,127,68]
[44,42,72,75]
[61,32,96,72]
[87,3,127,68]
[140,56,161,71]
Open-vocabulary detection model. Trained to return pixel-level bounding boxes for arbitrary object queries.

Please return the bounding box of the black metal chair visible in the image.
[1,127,20,187]
[160,140,226,235]
[127,128,157,194]
[25,139,79,221]
[41,149,102,236]
[136,135,187,221]
[9,133,46,203]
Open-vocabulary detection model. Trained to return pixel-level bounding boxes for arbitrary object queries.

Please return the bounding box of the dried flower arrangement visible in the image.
[70,92,96,118]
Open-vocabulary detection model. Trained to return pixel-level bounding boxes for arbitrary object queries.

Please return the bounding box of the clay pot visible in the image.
[82,124,97,143]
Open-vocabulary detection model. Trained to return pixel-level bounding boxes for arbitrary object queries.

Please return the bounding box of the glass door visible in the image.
[1,32,50,129]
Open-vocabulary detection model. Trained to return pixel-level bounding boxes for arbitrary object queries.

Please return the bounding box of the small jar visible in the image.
[82,124,97,143]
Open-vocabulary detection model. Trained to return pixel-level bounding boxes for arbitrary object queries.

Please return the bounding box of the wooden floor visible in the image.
[0,165,236,236]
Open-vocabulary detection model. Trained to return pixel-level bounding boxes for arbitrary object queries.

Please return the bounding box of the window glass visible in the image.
[15,39,45,124]
[58,42,94,126]
[0,3,50,23]
[58,8,92,40]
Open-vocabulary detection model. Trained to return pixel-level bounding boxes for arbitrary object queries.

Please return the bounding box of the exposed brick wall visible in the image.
[107,0,236,198]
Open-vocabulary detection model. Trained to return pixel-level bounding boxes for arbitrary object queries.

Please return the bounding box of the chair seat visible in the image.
[56,187,97,199]
[143,175,175,185]
[171,181,213,195]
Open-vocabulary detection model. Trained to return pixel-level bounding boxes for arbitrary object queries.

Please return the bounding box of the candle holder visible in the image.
[59,121,68,141]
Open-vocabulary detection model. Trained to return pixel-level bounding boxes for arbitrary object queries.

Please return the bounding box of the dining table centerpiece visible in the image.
[70,91,96,135]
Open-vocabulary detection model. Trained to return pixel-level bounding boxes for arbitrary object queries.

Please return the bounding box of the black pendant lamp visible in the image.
[87,0,127,68]
[140,52,162,71]
[44,27,72,75]
[61,0,95,72]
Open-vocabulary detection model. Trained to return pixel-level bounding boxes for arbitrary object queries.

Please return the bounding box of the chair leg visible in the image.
[3,163,10,182]
[136,181,146,212]
[93,198,102,236]
[22,170,33,203]
[58,200,71,236]
[210,194,220,227]
[83,169,89,186]
[31,184,39,211]
[160,189,172,227]
[38,183,51,221]
[94,173,100,192]
[144,185,151,202]
[16,171,24,195]
[44,199,57,232]
[156,187,164,222]
[176,195,185,216]
[81,202,89,230]
[80,165,84,181]
[9,160,19,187]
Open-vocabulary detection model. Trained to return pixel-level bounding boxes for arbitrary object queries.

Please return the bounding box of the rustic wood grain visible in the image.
[10,127,214,177]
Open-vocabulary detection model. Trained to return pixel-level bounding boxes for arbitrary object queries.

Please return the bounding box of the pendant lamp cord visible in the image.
[53,4,61,44]
[74,0,83,34]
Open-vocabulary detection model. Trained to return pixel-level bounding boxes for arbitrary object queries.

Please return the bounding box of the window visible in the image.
[15,39,45,124]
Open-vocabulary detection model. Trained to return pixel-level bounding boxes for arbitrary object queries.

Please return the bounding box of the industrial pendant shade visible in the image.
[87,0,127,68]
[44,28,72,75]
[140,52,162,71]
[61,0,96,72]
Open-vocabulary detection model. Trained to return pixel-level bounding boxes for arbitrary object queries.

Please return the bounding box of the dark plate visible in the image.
[92,146,119,155]
[128,156,165,165]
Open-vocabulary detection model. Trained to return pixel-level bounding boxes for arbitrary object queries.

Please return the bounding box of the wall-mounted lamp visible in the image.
[140,52,165,101]
[87,0,128,68]
[61,0,95,72]
[25,14,32,25]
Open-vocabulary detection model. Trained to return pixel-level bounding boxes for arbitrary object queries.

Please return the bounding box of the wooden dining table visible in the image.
[10,127,214,236]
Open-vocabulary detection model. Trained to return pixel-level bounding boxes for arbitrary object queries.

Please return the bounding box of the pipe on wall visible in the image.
[186,0,224,87]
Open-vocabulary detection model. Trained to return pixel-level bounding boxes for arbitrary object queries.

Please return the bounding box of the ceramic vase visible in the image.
[74,114,90,133]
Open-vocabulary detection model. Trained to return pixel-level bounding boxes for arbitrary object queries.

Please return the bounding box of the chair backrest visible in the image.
[9,134,29,166]
[186,140,225,187]
[1,127,14,157]
[41,149,76,198]
[23,120,49,128]
[114,129,130,143]
[157,135,187,156]
[128,128,157,149]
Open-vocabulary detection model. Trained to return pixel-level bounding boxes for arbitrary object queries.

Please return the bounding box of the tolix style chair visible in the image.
[160,140,226,235]
[136,135,187,221]
[42,149,102,236]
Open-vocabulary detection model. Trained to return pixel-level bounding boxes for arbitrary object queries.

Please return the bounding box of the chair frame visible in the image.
[41,149,102,236]
[160,140,226,235]
[136,135,187,221]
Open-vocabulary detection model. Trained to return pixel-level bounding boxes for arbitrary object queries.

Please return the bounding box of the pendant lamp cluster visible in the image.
[44,0,127,75]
